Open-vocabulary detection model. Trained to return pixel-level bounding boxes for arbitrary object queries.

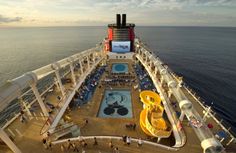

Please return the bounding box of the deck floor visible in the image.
[1,58,229,153]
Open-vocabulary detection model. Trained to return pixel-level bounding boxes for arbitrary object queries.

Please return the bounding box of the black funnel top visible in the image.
[109,14,135,28]
[122,14,126,26]
[116,14,121,27]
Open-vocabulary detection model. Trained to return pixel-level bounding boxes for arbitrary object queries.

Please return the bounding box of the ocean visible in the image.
[0,26,235,134]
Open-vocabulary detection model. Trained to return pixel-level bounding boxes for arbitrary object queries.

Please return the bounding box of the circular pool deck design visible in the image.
[112,63,128,73]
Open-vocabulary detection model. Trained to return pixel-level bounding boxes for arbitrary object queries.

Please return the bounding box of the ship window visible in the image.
[124,56,126,58]
[116,56,118,59]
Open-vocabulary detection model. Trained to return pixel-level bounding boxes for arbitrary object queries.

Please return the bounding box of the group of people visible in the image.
[122,135,143,147]
[110,73,135,79]
[42,132,52,150]
[101,78,135,87]
[107,140,119,153]
[110,72,131,75]
[19,110,27,123]
[72,66,106,107]
[125,123,137,130]
[60,138,88,152]
[59,137,119,153]
[101,73,136,87]
[47,136,144,152]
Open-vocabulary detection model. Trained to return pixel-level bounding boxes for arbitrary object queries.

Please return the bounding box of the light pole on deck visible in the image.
[203,102,213,122]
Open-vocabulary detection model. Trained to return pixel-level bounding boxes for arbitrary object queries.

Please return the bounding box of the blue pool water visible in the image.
[98,90,132,118]
[112,63,128,73]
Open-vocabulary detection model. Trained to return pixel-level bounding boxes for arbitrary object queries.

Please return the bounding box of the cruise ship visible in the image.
[0,14,235,153]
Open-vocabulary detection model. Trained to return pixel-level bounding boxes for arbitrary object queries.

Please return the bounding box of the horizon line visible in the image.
[0,25,236,28]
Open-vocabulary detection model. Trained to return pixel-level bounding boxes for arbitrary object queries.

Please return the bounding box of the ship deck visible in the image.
[0,57,235,153]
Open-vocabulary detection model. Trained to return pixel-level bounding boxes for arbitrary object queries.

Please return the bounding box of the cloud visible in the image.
[194,0,233,5]
[0,0,236,26]
[0,15,22,23]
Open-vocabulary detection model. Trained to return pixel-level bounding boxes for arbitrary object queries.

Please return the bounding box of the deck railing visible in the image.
[135,38,226,152]
[0,44,103,130]
[52,135,178,151]
[136,38,236,144]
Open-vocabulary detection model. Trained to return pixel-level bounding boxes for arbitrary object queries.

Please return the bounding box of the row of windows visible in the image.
[116,56,126,59]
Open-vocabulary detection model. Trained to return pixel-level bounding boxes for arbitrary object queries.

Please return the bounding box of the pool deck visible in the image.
[97,89,133,118]
[67,59,148,138]
[111,63,129,73]
[1,58,235,153]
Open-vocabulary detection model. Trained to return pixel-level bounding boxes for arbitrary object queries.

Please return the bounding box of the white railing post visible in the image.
[55,70,65,97]
[20,98,33,120]
[87,56,90,69]
[179,111,185,122]
[30,83,49,117]
[226,137,234,146]
[93,52,96,63]
[203,106,211,122]
[155,67,158,75]
[0,129,22,153]
[168,90,172,98]
[69,63,76,86]
[160,76,164,85]
[145,53,148,63]
[52,63,65,98]
[68,58,76,87]
[79,60,84,74]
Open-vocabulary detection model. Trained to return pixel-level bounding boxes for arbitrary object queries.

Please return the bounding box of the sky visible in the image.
[0,0,236,27]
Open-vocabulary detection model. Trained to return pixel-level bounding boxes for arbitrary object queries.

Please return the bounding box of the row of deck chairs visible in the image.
[133,64,156,91]
[70,66,106,108]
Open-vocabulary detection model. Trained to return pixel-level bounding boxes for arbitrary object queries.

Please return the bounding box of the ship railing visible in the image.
[182,84,236,143]
[135,53,186,148]
[32,47,100,80]
[0,44,103,130]
[51,135,178,151]
[170,65,236,146]
[0,65,73,128]
[162,58,236,142]
[168,60,234,145]
[135,38,236,144]
[135,39,226,152]
[48,57,104,134]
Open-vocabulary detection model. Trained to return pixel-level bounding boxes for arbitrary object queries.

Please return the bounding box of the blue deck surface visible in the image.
[98,89,132,118]
[112,63,128,73]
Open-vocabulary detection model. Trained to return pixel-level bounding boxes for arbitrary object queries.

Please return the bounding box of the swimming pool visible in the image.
[97,89,132,118]
[112,63,128,73]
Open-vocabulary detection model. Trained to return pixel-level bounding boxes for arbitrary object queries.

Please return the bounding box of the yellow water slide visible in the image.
[139,90,172,138]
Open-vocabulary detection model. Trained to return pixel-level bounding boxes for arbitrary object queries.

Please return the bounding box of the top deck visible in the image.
[0,39,235,153]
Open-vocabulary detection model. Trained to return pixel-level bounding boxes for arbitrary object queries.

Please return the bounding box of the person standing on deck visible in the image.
[67,139,74,150]
[42,138,48,149]
[114,147,119,153]
[133,123,136,130]
[137,138,142,147]
[109,140,113,148]
[73,142,79,152]
[122,135,127,145]
[20,110,27,123]
[60,144,65,152]
[82,139,88,148]
[126,136,131,146]
[48,140,52,151]
[93,137,98,145]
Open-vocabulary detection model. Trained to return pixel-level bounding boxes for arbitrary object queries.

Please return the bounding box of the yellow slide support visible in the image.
[140,109,153,136]
[139,90,172,138]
